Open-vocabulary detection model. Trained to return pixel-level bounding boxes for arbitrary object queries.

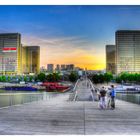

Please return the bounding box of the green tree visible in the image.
[115,73,140,83]
[37,73,46,82]
[1,75,6,82]
[18,76,22,82]
[7,76,11,82]
[24,76,27,82]
[115,76,122,83]
[136,74,140,83]
[29,75,34,82]
[46,72,61,82]
[120,72,129,82]
[98,74,105,83]
[53,72,61,82]
[46,73,52,82]
[92,74,100,84]
[0,76,2,82]
[68,72,78,82]
[104,72,113,84]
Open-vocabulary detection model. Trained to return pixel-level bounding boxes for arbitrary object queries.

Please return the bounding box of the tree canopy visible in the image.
[46,72,61,82]
[91,73,113,84]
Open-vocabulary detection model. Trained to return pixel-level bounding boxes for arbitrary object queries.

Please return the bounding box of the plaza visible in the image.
[0,79,140,135]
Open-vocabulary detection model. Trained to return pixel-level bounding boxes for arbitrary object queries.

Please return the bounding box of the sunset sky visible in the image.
[0,5,140,70]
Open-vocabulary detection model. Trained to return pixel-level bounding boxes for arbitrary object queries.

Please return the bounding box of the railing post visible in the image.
[72,79,80,101]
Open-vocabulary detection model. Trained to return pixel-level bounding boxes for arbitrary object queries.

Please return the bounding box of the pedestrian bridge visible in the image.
[0,79,140,134]
[70,78,98,101]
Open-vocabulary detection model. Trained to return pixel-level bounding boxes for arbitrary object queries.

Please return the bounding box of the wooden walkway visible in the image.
[0,80,140,135]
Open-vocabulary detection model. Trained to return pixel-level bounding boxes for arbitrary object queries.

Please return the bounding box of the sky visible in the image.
[1,5,140,70]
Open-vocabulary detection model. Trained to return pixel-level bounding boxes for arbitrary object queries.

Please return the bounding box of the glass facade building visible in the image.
[106,45,116,74]
[0,33,40,75]
[116,30,140,74]
[22,46,40,74]
[0,33,21,75]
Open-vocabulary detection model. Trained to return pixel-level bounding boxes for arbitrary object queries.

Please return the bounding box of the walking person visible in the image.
[110,85,116,109]
[99,87,106,109]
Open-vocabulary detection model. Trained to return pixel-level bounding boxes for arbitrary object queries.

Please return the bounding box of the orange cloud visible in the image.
[22,35,106,70]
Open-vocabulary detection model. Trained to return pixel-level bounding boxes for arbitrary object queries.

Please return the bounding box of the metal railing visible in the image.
[72,78,99,101]
[67,79,81,101]
[0,92,44,108]
[88,79,99,101]
[73,79,80,101]
[116,93,140,104]
[72,79,80,92]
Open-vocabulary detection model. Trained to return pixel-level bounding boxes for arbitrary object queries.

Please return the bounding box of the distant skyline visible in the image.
[1,6,140,70]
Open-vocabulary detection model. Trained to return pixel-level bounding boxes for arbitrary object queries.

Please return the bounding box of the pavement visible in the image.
[0,79,140,135]
[75,80,93,101]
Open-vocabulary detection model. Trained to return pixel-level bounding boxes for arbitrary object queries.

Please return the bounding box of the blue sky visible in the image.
[0,5,140,69]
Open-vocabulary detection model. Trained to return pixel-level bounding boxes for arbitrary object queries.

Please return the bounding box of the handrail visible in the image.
[72,78,99,101]
[73,90,78,101]
[72,79,80,92]
[88,78,99,101]
[72,79,80,101]
[88,79,99,91]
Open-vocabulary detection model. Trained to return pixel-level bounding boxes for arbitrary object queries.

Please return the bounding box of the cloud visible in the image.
[22,34,105,70]
[0,26,105,70]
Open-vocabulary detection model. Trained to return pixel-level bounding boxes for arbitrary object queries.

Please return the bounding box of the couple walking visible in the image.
[98,85,116,110]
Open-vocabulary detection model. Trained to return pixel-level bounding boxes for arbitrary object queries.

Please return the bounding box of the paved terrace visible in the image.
[0,80,140,135]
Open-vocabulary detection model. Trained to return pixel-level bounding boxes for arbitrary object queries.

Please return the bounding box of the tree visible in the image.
[120,72,129,82]
[0,76,2,82]
[37,73,46,82]
[29,75,34,82]
[91,73,113,84]
[68,72,78,82]
[115,73,140,83]
[98,74,105,83]
[104,73,113,84]
[52,72,61,82]
[1,75,6,82]
[115,76,121,83]
[46,72,61,82]
[24,76,27,82]
[92,74,100,84]
[136,74,140,83]
[18,76,22,82]
[7,76,11,82]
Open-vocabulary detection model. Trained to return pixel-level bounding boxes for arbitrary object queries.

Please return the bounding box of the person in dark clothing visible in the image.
[99,87,106,109]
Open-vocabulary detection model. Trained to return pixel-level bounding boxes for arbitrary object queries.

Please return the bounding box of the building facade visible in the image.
[0,33,21,75]
[116,30,140,74]
[66,64,74,71]
[60,64,66,71]
[47,64,54,72]
[106,45,116,74]
[22,46,40,74]
[55,64,60,71]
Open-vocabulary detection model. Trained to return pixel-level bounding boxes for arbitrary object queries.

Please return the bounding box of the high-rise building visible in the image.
[116,30,140,74]
[55,64,60,71]
[106,45,116,74]
[61,64,66,71]
[47,64,54,72]
[22,46,40,74]
[66,64,74,71]
[0,33,21,75]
